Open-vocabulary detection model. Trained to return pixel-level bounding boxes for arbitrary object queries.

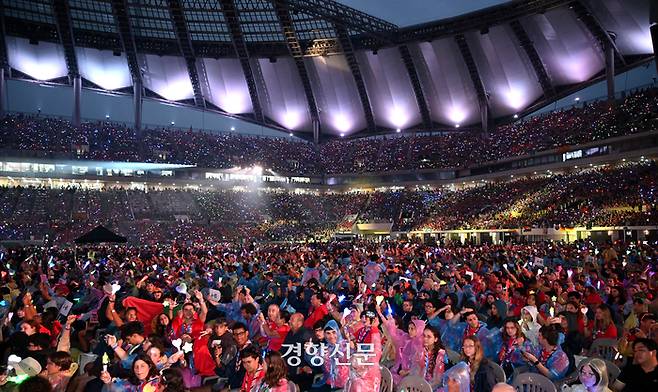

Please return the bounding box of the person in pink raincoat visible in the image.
[411,324,447,391]
[380,311,426,385]
[345,310,383,392]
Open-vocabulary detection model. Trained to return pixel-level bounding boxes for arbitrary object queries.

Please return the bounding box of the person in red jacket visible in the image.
[583,286,604,307]
[585,304,618,343]
[303,292,335,329]
[171,290,208,341]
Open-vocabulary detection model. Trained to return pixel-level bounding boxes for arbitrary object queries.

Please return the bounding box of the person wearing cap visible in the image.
[0,357,43,391]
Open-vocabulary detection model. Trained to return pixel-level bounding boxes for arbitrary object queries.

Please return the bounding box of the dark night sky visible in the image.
[335,0,512,26]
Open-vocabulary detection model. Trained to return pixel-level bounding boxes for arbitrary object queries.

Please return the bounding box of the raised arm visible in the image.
[193,290,208,323]
[105,295,124,328]
[56,315,77,352]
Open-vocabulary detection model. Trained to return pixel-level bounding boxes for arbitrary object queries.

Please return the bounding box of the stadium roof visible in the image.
[335,0,514,27]
[0,0,655,139]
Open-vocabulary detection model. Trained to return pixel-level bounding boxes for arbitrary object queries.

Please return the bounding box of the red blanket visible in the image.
[122,296,164,335]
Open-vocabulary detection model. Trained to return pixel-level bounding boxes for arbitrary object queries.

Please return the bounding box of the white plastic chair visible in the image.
[77,353,97,373]
[512,372,557,392]
[588,339,620,361]
[396,375,433,392]
[490,361,507,383]
[380,365,393,392]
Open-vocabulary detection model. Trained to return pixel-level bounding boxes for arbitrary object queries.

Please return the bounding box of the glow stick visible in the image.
[102,353,109,372]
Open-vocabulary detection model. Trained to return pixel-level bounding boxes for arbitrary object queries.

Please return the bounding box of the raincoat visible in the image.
[382,318,426,385]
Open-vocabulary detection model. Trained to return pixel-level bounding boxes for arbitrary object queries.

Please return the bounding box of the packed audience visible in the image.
[1,88,657,175]
[0,237,656,392]
[0,161,656,244]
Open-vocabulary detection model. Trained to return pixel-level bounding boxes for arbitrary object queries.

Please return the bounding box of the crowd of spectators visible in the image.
[0,161,655,244]
[0,236,657,391]
[1,88,657,175]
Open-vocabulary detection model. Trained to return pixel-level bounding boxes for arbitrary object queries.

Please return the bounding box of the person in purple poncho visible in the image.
[380,310,426,385]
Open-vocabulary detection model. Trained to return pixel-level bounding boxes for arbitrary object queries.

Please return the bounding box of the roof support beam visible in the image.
[168,0,205,108]
[219,0,264,123]
[509,20,555,99]
[335,24,376,133]
[51,0,79,80]
[0,1,10,73]
[570,0,626,67]
[395,0,570,44]
[454,34,489,132]
[286,0,396,45]
[0,0,6,116]
[110,0,142,88]
[272,0,320,126]
[398,44,432,130]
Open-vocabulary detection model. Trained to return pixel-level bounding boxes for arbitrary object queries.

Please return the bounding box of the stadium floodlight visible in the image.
[390,107,407,128]
[334,113,351,133]
[504,87,525,110]
[230,126,236,131]
[448,107,466,124]
[289,133,293,137]
[8,38,68,81]
[340,133,345,137]
[282,111,302,130]
[575,97,580,101]
[513,114,519,119]
[396,128,401,133]
[455,124,460,128]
